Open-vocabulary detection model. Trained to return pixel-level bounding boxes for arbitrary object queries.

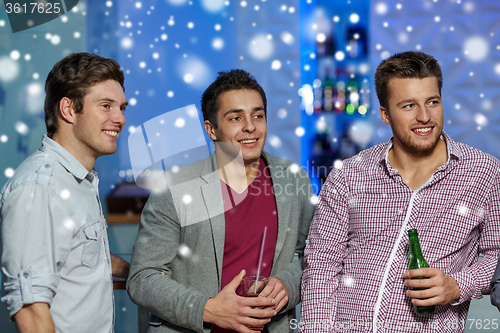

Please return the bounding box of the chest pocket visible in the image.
[82,221,104,268]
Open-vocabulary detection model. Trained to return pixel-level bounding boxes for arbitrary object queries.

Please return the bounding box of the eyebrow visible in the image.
[96,97,128,107]
[396,95,441,107]
[427,95,441,102]
[222,106,264,118]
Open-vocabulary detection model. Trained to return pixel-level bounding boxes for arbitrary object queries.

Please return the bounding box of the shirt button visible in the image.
[44,164,50,168]
[23,272,29,278]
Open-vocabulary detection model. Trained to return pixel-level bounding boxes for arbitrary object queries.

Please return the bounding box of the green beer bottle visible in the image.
[408,229,436,315]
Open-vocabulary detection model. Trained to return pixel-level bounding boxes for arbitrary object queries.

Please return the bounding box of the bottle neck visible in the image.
[408,230,424,258]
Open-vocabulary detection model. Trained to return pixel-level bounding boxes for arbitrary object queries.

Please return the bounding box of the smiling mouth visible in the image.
[103,130,119,137]
[412,127,432,133]
[239,139,257,144]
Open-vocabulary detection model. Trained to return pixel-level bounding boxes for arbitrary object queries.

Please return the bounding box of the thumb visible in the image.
[225,269,246,292]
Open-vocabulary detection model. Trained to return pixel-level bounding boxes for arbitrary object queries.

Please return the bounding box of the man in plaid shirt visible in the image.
[300,51,500,332]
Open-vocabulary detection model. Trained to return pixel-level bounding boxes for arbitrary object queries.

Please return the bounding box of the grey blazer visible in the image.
[127,150,315,333]
[491,258,500,310]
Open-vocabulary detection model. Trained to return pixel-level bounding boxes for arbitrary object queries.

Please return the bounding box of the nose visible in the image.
[112,109,126,127]
[242,116,256,132]
[416,106,430,123]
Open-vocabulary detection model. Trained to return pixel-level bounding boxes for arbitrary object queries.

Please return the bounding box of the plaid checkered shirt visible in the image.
[300,132,500,333]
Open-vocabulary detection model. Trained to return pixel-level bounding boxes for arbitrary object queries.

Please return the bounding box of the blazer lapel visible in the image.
[263,152,290,266]
[200,155,225,287]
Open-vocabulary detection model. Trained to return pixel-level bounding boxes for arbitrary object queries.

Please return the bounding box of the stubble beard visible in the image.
[396,126,443,157]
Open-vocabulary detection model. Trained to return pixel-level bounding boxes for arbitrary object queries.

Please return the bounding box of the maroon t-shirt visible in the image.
[211,158,278,333]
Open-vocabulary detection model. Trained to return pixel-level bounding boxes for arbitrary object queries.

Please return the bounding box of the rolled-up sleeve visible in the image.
[1,184,72,318]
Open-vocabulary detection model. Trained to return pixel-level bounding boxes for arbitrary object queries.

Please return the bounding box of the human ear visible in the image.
[204,120,217,141]
[58,97,76,124]
[380,106,391,126]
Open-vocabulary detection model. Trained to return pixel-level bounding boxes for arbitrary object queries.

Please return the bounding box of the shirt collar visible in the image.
[380,131,461,175]
[40,135,93,181]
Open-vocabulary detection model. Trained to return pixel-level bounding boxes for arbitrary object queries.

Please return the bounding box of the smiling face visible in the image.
[72,79,127,160]
[380,76,443,157]
[204,89,267,166]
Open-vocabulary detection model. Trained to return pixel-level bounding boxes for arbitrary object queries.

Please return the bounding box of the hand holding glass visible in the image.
[242,276,269,331]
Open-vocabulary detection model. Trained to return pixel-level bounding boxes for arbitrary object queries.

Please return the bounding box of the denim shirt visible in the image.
[0,135,113,333]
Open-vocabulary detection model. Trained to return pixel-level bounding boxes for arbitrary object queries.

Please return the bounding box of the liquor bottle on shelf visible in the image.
[334,66,347,113]
[322,67,334,111]
[359,78,370,115]
[346,70,359,114]
[313,79,323,113]
[317,33,336,58]
[316,11,336,58]
[346,22,368,59]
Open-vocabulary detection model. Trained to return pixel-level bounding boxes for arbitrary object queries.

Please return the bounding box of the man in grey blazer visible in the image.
[127,69,315,333]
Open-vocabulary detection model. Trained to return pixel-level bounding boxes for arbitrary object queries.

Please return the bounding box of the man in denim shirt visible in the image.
[0,53,129,332]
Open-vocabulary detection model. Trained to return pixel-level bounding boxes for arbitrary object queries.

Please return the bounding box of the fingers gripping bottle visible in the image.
[408,229,436,315]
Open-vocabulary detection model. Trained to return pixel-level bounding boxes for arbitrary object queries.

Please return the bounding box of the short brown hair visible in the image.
[201,69,267,129]
[44,52,124,137]
[374,51,442,109]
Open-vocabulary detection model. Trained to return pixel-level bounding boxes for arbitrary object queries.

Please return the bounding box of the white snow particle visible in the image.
[295,127,305,137]
[184,73,194,83]
[174,118,186,128]
[335,51,345,61]
[458,205,469,216]
[4,168,14,178]
[271,60,282,70]
[269,135,282,148]
[474,113,488,127]
[60,189,71,200]
[212,38,224,50]
[182,194,192,204]
[350,13,360,24]
[10,50,20,60]
[179,244,192,257]
[375,2,388,15]
[15,122,29,135]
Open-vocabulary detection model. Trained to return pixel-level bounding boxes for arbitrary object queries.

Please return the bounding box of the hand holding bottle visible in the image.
[404,268,461,307]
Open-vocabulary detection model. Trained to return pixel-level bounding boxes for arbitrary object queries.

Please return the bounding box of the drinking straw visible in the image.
[254,226,268,294]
